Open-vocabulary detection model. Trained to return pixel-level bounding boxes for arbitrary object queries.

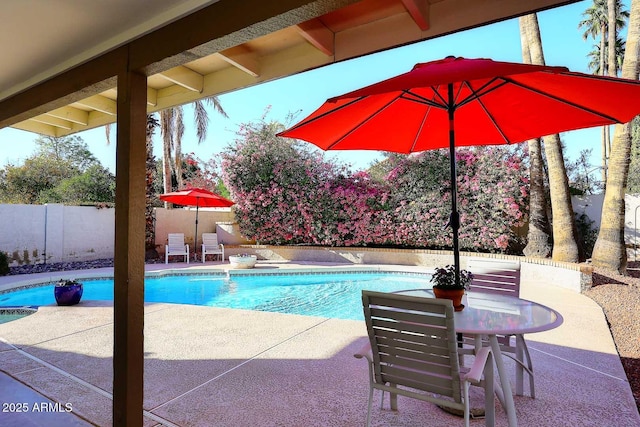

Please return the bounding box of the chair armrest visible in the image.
[220,243,225,249]
[464,346,492,384]
[354,341,372,361]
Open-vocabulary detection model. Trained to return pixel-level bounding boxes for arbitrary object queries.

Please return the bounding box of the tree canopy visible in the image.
[0,135,115,205]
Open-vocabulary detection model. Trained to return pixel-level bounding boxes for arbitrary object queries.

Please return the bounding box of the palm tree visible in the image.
[145,115,160,257]
[159,97,227,205]
[580,0,608,74]
[519,16,552,258]
[579,0,630,184]
[609,0,619,77]
[587,36,626,75]
[521,13,581,262]
[592,0,640,273]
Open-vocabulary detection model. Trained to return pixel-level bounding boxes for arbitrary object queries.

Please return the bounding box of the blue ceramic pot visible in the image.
[54,283,83,306]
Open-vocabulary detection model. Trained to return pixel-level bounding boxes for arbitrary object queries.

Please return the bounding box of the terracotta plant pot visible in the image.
[433,288,465,311]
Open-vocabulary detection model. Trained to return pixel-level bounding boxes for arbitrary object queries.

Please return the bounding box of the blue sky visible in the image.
[0,0,623,173]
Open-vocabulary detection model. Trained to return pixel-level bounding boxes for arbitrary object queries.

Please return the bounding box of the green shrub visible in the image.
[575,213,598,259]
[0,252,9,276]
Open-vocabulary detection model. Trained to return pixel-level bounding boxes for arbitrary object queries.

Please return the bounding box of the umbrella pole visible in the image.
[447,83,461,288]
[194,203,199,262]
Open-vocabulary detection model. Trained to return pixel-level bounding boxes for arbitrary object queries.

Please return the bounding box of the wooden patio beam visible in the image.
[113,65,147,427]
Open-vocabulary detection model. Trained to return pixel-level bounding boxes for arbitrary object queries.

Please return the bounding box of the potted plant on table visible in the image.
[54,279,84,306]
[430,265,473,311]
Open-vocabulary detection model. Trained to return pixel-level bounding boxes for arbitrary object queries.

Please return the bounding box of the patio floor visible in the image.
[0,262,638,426]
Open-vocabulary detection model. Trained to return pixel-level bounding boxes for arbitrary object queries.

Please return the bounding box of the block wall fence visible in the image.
[0,205,243,266]
[0,194,638,272]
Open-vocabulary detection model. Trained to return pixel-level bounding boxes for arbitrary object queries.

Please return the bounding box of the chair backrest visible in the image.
[202,233,219,247]
[362,290,462,403]
[466,257,521,296]
[167,233,186,250]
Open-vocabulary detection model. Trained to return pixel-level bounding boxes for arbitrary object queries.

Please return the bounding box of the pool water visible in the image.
[0,308,36,324]
[0,314,27,324]
[0,272,432,321]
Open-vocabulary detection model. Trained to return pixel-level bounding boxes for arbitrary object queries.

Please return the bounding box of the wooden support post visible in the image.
[113,66,147,427]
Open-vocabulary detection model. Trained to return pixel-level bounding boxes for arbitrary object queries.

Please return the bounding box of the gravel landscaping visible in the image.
[584,260,640,412]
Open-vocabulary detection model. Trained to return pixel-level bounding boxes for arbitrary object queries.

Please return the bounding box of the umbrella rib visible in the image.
[400,90,447,109]
[403,79,510,111]
[502,76,623,123]
[409,105,434,152]
[459,80,513,144]
[285,96,366,132]
[325,96,401,149]
[475,97,512,144]
[456,79,510,109]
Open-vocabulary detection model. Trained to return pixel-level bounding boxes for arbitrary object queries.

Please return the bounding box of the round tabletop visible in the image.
[395,289,563,335]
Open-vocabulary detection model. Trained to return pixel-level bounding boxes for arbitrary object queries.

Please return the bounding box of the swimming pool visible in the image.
[0,271,432,321]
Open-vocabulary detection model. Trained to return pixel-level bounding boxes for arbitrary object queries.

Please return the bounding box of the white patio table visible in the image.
[394,289,564,427]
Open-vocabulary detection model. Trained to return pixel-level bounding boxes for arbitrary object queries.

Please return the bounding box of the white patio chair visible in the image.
[201,233,224,262]
[462,257,534,397]
[165,233,189,264]
[355,290,496,427]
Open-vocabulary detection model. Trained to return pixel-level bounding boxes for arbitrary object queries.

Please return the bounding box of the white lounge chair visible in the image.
[165,233,189,264]
[355,291,496,427]
[201,233,224,262]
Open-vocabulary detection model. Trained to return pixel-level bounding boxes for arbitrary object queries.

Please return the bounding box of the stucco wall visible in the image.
[62,206,115,261]
[572,193,640,258]
[0,204,47,264]
[0,205,248,265]
[0,204,115,265]
[153,207,250,251]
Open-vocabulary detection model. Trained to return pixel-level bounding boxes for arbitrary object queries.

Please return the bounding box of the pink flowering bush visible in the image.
[221,118,529,253]
[180,153,230,198]
[454,146,529,252]
[221,119,392,246]
[378,147,528,252]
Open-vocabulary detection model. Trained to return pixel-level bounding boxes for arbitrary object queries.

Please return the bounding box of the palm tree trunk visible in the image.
[174,107,184,190]
[601,19,611,183]
[145,116,159,256]
[605,0,617,187]
[160,109,174,208]
[608,0,618,77]
[601,126,608,185]
[592,0,640,272]
[522,13,581,262]
[520,16,552,258]
[160,99,224,193]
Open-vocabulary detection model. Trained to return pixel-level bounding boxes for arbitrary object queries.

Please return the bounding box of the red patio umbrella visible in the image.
[278,56,640,286]
[159,188,234,258]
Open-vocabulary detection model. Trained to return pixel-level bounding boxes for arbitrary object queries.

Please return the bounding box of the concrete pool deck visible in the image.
[0,261,638,426]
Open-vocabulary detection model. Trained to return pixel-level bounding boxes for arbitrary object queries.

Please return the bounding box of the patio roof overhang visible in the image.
[0,0,579,137]
[0,0,580,426]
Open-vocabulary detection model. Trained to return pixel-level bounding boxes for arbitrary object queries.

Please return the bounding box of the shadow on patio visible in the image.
[1,295,638,426]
